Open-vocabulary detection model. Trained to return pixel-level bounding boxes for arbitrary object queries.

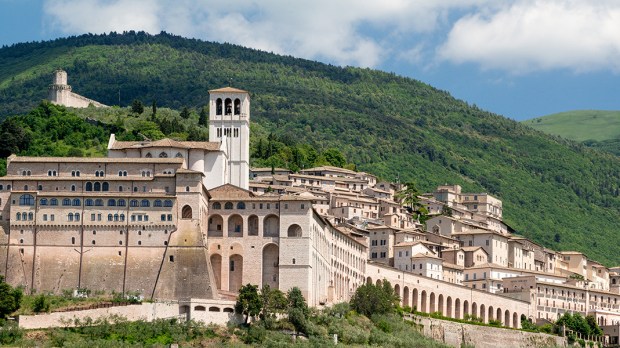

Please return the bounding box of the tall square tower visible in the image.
[208,87,250,190]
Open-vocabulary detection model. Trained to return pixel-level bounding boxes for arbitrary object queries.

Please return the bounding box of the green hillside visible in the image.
[523,110,620,156]
[3,32,620,265]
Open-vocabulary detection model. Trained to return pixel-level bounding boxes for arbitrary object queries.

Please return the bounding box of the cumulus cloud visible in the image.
[438,0,620,74]
[42,0,620,74]
[42,0,481,68]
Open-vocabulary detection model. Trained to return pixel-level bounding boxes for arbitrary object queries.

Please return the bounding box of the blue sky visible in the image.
[1,0,620,121]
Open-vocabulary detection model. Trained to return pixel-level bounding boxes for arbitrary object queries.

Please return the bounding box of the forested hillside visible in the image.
[2,32,620,265]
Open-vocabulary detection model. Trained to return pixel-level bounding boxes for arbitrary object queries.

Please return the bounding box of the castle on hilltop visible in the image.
[4,75,620,337]
[48,70,107,108]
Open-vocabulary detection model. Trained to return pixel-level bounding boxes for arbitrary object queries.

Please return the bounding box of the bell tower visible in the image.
[208,87,250,190]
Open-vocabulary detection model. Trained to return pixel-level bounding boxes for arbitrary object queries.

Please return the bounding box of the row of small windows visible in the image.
[35,196,173,208]
[15,212,34,221]
[215,128,240,138]
[85,182,109,191]
[212,201,290,210]
[145,152,184,159]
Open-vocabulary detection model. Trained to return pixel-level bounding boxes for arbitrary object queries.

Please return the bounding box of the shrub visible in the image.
[488,319,502,327]
[32,294,50,313]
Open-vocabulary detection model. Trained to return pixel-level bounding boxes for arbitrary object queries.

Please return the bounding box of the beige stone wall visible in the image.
[409,315,566,348]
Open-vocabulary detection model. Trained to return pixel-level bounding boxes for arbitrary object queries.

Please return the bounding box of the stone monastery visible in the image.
[4,72,620,336]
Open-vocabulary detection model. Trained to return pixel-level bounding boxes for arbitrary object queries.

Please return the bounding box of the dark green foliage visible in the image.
[180,106,190,119]
[0,117,31,158]
[235,284,263,324]
[0,275,22,321]
[287,287,308,335]
[3,32,620,264]
[131,99,144,114]
[350,279,399,317]
[32,293,51,313]
[0,321,22,345]
[555,312,602,338]
[396,182,428,222]
[260,285,287,328]
[198,106,208,126]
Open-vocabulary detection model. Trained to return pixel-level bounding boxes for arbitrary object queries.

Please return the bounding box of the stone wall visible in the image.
[410,315,567,348]
[18,299,240,330]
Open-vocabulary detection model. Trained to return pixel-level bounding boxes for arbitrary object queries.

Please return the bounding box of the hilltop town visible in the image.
[1,71,619,345]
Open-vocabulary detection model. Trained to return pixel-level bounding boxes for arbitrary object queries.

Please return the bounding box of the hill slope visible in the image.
[523,110,620,156]
[2,32,620,265]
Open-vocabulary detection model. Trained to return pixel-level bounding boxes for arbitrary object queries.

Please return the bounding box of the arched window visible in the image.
[114,214,119,222]
[72,199,81,206]
[15,213,21,221]
[48,170,52,176]
[118,171,123,176]
[216,98,223,115]
[123,171,127,176]
[28,212,33,220]
[130,200,139,207]
[225,98,232,115]
[75,213,80,221]
[70,185,75,192]
[95,171,100,177]
[76,171,80,177]
[50,198,58,206]
[154,200,162,207]
[175,152,183,158]
[85,199,94,206]
[141,171,146,177]
[237,202,246,209]
[108,214,113,221]
[95,199,103,206]
[71,171,76,177]
[85,182,93,191]
[23,185,28,191]
[212,202,221,209]
[119,186,123,192]
[40,198,48,206]
[159,152,168,158]
[141,199,150,207]
[62,198,71,206]
[94,182,101,191]
[234,98,241,115]
[118,199,126,207]
[182,205,193,219]
[102,182,109,192]
[108,199,116,207]
[37,185,42,191]
[164,200,173,207]
[287,224,302,238]
[145,153,152,158]
[120,214,125,222]
[224,202,233,210]
[68,213,74,222]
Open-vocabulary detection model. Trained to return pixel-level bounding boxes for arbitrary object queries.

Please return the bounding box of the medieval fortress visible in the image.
[3,71,620,338]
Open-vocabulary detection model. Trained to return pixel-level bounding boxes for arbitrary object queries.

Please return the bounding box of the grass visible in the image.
[523,110,620,142]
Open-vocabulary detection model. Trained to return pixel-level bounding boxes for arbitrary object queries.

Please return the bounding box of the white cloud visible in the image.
[438,0,620,74]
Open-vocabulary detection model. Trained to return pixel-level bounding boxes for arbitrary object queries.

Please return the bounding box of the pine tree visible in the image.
[199,107,208,126]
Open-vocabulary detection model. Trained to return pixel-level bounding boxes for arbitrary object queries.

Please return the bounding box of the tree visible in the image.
[287,287,308,335]
[322,148,346,168]
[198,107,208,126]
[0,275,22,320]
[0,117,31,157]
[350,279,399,317]
[260,285,287,320]
[180,106,190,119]
[395,182,427,222]
[131,99,144,114]
[235,284,262,324]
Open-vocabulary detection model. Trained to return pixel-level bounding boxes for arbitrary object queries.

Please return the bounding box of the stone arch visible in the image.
[225,98,232,115]
[216,98,222,115]
[248,215,259,236]
[430,292,436,313]
[227,214,243,236]
[420,290,427,313]
[403,286,410,308]
[446,296,453,318]
[504,310,510,328]
[455,298,461,319]
[488,306,494,322]
[262,244,279,289]
[376,279,381,287]
[263,215,279,237]
[182,205,193,219]
[463,300,469,317]
[208,214,223,237]
[413,288,419,311]
[394,284,401,303]
[234,98,241,115]
[480,304,486,323]
[497,308,502,324]
[194,305,206,311]
[513,312,519,328]
[287,224,302,237]
[438,294,444,315]
[366,277,372,284]
[210,254,222,289]
[472,303,478,319]
[229,254,243,293]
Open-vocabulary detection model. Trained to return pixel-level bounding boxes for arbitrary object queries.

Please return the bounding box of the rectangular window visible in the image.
[138,215,143,221]
[301,204,305,209]
[97,214,102,221]
[161,214,166,221]
[398,251,402,257]
[371,252,377,258]
[167,214,172,221]
[380,252,386,258]
[43,214,47,221]
[91,213,95,221]
[230,260,235,271]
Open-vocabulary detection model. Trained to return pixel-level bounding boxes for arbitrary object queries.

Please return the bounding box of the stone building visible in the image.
[48,70,107,108]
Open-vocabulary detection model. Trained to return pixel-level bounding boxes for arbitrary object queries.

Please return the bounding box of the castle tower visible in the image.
[48,69,72,105]
[208,87,250,190]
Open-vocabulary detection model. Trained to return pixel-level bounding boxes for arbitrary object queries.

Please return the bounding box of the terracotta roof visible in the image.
[442,262,464,270]
[300,166,358,175]
[209,87,248,93]
[411,253,443,260]
[109,138,220,151]
[8,156,184,164]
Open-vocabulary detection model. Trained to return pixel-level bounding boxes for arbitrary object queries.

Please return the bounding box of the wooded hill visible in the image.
[2,31,620,265]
